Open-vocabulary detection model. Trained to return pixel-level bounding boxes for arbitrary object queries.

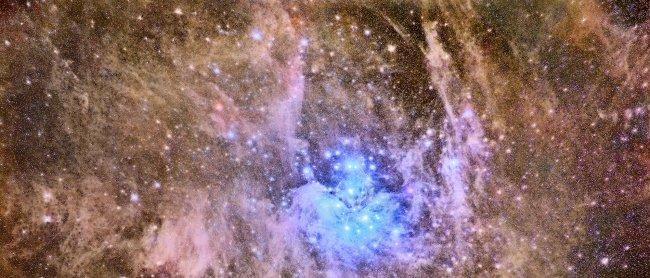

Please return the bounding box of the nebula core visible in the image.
[1,0,649,277]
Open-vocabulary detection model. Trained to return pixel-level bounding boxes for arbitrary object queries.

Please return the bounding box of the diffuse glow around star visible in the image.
[289,145,409,267]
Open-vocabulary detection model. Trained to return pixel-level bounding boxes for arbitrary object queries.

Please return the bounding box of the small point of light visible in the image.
[130,192,140,203]
[250,28,263,41]
[462,107,475,118]
[302,166,314,179]
[299,37,309,48]
[43,191,52,202]
[600,257,610,266]
[209,63,220,75]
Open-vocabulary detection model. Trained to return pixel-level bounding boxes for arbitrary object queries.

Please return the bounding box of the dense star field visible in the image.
[0,0,649,276]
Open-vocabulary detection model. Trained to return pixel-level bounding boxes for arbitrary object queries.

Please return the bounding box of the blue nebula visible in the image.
[290,150,408,267]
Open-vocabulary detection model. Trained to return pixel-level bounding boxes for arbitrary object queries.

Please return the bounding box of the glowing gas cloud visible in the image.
[289,148,408,267]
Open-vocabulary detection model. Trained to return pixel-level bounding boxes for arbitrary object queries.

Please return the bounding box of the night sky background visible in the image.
[0,0,649,277]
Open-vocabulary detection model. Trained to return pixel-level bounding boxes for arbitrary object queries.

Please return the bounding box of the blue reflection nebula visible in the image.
[290,150,408,267]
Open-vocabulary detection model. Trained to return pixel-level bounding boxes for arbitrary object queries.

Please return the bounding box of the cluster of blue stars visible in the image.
[290,147,408,267]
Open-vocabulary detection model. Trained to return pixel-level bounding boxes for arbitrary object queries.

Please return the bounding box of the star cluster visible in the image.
[290,146,408,267]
